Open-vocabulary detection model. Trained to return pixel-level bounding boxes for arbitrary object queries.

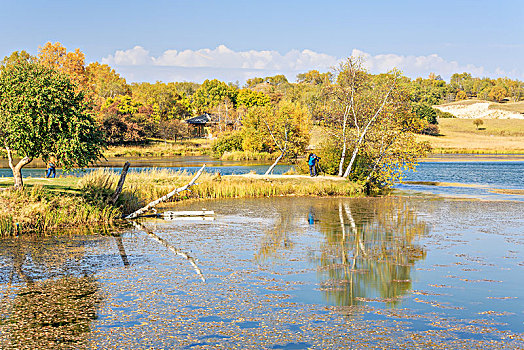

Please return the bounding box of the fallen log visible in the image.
[125,165,206,219]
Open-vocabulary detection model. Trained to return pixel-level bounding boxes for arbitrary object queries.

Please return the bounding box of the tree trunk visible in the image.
[125,165,205,219]
[108,161,131,205]
[6,148,32,189]
[338,106,349,177]
[342,80,396,178]
[264,149,286,175]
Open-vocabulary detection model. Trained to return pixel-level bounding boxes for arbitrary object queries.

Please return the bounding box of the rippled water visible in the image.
[398,161,524,201]
[0,156,292,178]
[1,196,522,349]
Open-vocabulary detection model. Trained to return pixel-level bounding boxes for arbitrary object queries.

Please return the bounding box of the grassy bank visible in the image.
[0,185,120,236]
[0,170,364,236]
[418,118,524,154]
[220,150,279,161]
[103,138,212,158]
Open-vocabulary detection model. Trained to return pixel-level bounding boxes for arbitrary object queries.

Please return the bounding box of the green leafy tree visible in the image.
[0,61,104,188]
[412,103,438,124]
[192,79,238,114]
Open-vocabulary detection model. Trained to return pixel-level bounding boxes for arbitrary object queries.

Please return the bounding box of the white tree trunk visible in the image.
[342,80,396,178]
[125,165,205,219]
[338,105,349,177]
[265,148,286,175]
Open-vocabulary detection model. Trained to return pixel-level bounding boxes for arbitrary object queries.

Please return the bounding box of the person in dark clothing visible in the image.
[308,153,319,177]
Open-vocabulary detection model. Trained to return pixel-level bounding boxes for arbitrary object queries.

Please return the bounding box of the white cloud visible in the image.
[101,45,521,83]
[102,46,152,66]
[350,49,489,78]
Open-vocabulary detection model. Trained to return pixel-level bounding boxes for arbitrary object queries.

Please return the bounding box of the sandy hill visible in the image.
[434,100,524,119]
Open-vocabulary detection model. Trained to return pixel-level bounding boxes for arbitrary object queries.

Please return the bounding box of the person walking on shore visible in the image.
[46,157,56,178]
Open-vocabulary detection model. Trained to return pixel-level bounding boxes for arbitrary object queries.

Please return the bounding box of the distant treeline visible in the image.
[2,42,523,146]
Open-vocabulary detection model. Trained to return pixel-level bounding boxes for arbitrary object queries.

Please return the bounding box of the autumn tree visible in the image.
[99,96,147,144]
[296,70,332,85]
[455,90,467,100]
[488,85,508,102]
[0,61,104,188]
[324,57,429,184]
[192,79,238,114]
[242,101,311,174]
[86,62,130,99]
[131,82,191,120]
[37,42,88,91]
[473,119,484,130]
[1,50,32,66]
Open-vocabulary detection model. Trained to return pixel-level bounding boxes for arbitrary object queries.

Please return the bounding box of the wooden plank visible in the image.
[162,210,214,217]
[163,216,215,222]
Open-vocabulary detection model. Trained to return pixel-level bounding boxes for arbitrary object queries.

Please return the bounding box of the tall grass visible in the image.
[108,169,365,213]
[0,185,120,237]
[1,168,364,236]
[104,139,212,158]
[220,151,279,161]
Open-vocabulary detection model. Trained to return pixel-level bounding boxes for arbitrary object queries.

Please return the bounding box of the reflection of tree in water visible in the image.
[0,237,101,349]
[1,276,99,349]
[315,197,428,308]
[255,206,296,261]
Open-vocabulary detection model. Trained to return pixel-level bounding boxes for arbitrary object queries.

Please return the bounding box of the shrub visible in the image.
[211,131,243,157]
[435,109,455,118]
[413,103,438,124]
[421,123,440,135]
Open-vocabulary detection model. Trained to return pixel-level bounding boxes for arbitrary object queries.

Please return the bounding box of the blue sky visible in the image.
[1,0,522,83]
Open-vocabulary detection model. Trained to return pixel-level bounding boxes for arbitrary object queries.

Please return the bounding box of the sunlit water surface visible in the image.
[1,195,523,349]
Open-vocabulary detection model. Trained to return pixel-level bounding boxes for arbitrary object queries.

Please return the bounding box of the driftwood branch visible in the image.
[125,164,206,219]
[129,220,205,282]
[108,161,130,205]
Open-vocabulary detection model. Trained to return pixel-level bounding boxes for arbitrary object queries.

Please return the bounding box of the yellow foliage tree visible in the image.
[37,42,87,91]
[456,90,467,100]
[488,85,508,102]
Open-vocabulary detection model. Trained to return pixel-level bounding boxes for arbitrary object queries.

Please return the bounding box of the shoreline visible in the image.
[0,172,366,236]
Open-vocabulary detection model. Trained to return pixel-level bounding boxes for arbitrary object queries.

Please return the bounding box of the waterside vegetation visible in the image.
[0,169,365,236]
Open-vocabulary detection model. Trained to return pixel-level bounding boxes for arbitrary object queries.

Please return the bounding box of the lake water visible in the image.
[0,156,293,178]
[0,158,523,348]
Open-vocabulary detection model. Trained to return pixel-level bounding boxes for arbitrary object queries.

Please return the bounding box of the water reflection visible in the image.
[252,197,428,309]
[0,237,103,349]
[1,276,99,349]
[313,198,428,308]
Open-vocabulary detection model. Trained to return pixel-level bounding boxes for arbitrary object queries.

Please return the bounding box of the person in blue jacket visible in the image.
[46,157,56,178]
[308,153,319,177]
